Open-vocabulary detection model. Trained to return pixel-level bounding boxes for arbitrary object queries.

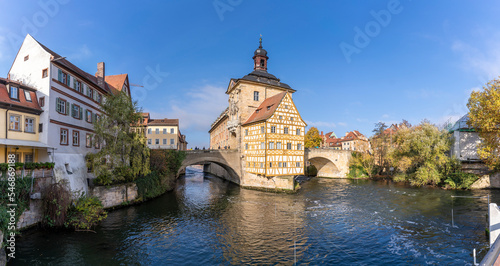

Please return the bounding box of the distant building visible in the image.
[209,107,229,149]
[449,114,481,162]
[320,130,370,152]
[139,113,187,151]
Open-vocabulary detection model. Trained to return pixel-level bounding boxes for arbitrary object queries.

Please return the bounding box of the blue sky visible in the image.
[1,0,500,148]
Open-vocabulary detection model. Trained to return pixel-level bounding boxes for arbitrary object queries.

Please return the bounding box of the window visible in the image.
[71,104,82,119]
[39,97,45,107]
[74,80,82,92]
[24,154,33,163]
[261,126,265,133]
[42,68,48,78]
[9,115,21,131]
[277,142,282,149]
[285,105,289,109]
[284,127,289,134]
[56,98,68,115]
[296,162,301,167]
[25,117,35,133]
[260,142,265,149]
[279,162,282,167]
[155,139,159,145]
[287,143,292,150]
[271,126,276,133]
[24,90,32,102]
[163,139,167,144]
[8,153,20,163]
[245,143,248,150]
[170,128,174,134]
[85,109,93,123]
[296,128,300,135]
[9,86,19,100]
[283,162,287,167]
[58,69,69,86]
[290,117,294,121]
[24,55,29,61]
[163,128,167,134]
[269,162,273,168]
[253,91,259,101]
[147,139,152,145]
[245,129,248,136]
[269,142,274,149]
[297,144,302,150]
[260,163,264,168]
[86,134,92,147]
[279,116,282,120]
[72,130,80,146]
[97,93,102,104]
[60,129,68,145]
[260,59,265,67]
[148,128,152,134]
[156,128,159,134]
[170,139,174,145]
[86,86,93,98]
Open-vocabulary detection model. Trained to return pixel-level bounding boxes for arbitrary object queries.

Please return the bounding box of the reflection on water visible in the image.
[10,167,497,265]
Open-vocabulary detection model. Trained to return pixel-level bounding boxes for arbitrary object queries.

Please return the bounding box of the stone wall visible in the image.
[471,172,500,189]
[90,183,138,209]
[204,163,240,184]
[16,177,52,230]
[241,172,295,191]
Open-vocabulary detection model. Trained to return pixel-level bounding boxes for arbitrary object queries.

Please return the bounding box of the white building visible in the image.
[449,114,481,162]
[8,34,131,193]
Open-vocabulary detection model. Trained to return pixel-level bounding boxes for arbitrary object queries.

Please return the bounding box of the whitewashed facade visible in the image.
[8,34,128,193]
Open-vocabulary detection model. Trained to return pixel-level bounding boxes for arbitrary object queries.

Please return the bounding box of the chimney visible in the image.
[96,62,105,88]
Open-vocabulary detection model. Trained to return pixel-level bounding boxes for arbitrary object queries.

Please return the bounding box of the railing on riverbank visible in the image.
[480,235,500,265]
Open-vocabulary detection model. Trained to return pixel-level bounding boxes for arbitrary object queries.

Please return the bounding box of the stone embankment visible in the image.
[471,172,500,189]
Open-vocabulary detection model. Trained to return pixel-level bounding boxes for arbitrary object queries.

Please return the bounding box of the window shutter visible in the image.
[66,102,70,115]
[58,69,62,82]
[67,75,71,86]
[93,113,97,123]
[56,97,60,112]
[79,107,83,120]
[70,104,74,117]
[73,79,76,90]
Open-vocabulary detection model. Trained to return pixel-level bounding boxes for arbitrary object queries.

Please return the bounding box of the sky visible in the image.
[1,0,500,148]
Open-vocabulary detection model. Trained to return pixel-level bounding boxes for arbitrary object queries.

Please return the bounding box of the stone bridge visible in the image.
[180,148,352,183]
[180,150,242,184]
[305,148,351,178]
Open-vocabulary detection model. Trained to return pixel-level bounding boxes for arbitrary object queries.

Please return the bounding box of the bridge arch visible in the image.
[307,156,342,178]
[179,151,241,184]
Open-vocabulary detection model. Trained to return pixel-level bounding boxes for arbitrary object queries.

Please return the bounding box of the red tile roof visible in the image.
[148,118,179,126]
[0,78,42,113]
[105,74,128,95]
[242,92,286,125]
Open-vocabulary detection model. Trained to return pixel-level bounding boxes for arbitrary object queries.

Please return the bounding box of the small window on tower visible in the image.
[253,91,259,101]
[260,59,265,67]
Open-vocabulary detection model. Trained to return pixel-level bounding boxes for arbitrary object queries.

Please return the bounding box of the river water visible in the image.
[10,167,499,265]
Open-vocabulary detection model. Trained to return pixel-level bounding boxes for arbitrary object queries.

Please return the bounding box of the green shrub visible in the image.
[66,195,107,231]
[444,172,479,189]
[135,171,175,200]
[42,182,71,227]
[95,172,113,186]
[348,165,369,178]
[0,176,31,242]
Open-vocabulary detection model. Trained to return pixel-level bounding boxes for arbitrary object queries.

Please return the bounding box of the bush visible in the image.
[66,195,107,231]
[42,182,72,227]
[0,176,31,242]
[348,165,369,178]
[94,172,113,186]
[135,171,175,200]
[444,172,479,189]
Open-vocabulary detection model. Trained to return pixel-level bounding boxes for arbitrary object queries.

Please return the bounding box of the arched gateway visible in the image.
[179,150,242,184]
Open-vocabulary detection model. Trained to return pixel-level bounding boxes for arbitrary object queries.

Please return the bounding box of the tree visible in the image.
[389,121,452,186]
[87,91,150,185]
[305,127,322,148]
[467,78,500,170]
[371,122,389,174]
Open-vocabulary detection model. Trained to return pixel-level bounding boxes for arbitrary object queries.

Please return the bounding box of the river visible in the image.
[9,167,498,265]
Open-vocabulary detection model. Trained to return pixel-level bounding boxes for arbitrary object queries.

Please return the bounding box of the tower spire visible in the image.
[253,35,268,72]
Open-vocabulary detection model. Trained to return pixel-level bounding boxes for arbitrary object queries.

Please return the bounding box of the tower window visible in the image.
[254,91,259,101]
[260,59,265,67]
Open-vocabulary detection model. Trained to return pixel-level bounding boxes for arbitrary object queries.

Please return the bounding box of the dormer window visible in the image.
[267,106,271,110]
[256,109,260,113]
[24,90,32,102]
[9,86,19,100]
